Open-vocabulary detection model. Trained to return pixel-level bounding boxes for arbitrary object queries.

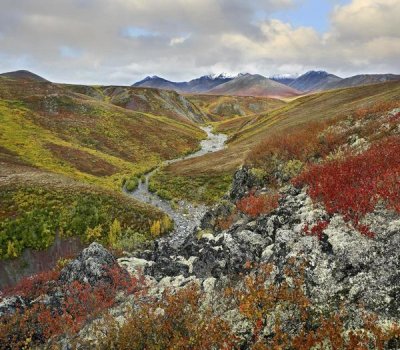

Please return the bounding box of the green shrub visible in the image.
[282,159,304,180]
[0,185,166,260]
[125,177,139,191]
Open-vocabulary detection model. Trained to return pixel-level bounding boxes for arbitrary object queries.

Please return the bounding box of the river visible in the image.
[129,126,227,248]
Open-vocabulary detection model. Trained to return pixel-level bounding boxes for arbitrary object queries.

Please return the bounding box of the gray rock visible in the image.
[0,296,26,317]
[230,167,262,201]
[59,242,124,286]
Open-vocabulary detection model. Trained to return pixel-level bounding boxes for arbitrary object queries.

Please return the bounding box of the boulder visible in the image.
[59,242,125,286]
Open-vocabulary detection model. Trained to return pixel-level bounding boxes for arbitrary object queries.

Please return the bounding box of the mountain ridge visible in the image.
[207,73,301,98]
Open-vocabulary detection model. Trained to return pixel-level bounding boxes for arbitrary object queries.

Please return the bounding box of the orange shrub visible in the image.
[97,284,235,350]
[236,192,279,218]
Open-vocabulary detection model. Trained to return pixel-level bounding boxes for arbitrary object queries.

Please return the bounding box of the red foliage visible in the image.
[247,121,330,166]
[0,264,146,346]
[236,192,279,218]
[3,269,60,299]
[303,220,329,240]
[294,136,400,236]
[353,101,400,120]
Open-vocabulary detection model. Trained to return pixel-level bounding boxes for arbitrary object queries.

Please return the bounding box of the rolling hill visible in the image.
[206,73,301,98]
[324,74,400,90]
[0,69,49,82]
[186,94,286,121]
[64,84,207,123]
[0,78,206,191]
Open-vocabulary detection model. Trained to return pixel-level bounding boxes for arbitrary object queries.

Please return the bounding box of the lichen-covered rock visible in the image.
[59,242,123,286]
[139,184,400,325]
[229,166,263,201]
[0,296,26,317]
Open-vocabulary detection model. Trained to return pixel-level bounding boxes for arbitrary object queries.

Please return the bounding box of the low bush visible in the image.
[246,102,400,188]
[0,185,167,260]
[294,136,400,236]
[98,284,234,350]
[225,262,400,349]
[0,266,144,349]
[149,169,232,204]
[124,177,138,191]
[236,192,279,218]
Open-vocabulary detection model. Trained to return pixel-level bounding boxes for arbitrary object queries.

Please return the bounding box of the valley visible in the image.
[1,70,400,349]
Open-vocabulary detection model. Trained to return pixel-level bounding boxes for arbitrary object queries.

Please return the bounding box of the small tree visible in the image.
[108,219,121,247]
[150,220,161,238]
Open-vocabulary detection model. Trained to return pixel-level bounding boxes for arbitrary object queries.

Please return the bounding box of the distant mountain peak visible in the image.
[288,70,342,92]
[0,69,49,82]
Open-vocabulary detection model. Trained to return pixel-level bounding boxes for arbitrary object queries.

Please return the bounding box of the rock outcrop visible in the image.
[125,168,400,325]
[59,242,125,286]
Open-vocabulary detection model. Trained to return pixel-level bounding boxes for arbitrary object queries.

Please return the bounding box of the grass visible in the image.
[186,94,286,122]
[149,167,232,204]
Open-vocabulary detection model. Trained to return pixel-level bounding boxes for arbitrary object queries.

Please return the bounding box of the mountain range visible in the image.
[134,73,300,98]
[134,71,400,97]
[133,74,233,94]
[2,69,400,98]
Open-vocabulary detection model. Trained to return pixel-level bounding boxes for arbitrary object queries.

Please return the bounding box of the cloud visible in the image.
[0,0,398,84]
[169,35,190,46]
[59,46,82,59]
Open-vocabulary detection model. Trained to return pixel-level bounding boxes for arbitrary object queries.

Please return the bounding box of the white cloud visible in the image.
[169,35,190,46]
[0,0,398,84]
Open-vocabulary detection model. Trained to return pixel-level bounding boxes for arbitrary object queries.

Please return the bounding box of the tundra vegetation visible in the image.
[0,74,400,349]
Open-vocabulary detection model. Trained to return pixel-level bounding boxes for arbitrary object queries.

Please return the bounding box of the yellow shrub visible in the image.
[108,219,122,247]
[150,220,161,238]
[85,224,103,243]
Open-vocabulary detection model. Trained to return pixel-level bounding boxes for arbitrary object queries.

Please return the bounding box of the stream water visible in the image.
[129,126,227,248]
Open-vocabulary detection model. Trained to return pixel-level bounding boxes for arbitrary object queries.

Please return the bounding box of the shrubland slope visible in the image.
[0,76,205,265]
[0,78,206,191]
[151,81,400,203]
[186,94,286,121]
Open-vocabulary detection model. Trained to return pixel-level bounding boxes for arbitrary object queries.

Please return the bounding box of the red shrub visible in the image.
[0,264,146,346]
[303,220,329,240]
[353,101,400,120]
[246,121,329,167]
[236,192,279,218]
[294,136,400,236]
[3,269,60,299]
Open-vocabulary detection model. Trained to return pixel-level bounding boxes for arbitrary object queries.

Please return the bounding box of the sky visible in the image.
[0,0,399,85]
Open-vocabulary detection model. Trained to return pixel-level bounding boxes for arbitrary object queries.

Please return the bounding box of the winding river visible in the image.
[129,126,227,248]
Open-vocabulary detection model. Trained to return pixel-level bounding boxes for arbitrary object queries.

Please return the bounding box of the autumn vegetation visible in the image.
[0,183,171,260]
[294,136,400,237]
[244,101,400,233]
[236,191,279,218]
[93,262,400,350]
[0,265,144,349]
